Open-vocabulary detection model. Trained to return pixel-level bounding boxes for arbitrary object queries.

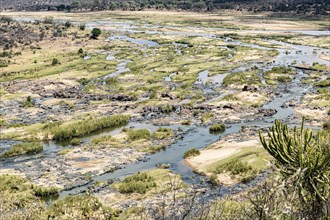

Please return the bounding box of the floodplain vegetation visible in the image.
[0,10,329,220]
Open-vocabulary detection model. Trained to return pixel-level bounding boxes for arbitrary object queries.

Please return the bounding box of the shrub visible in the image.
[64,21,71,28]
[79,24,86,31]
[161,104,173,113]
[2,143,43,158]
[183,148,200,159]
[52,58,59,66]
[33,186,59,197]
[77,48,84,54]
[51,115,130,140]
[209,123,226,133]
[91,28,102,39]
[323,121,330,130]
[259,119,330,218]
[118,173,156,194]
[127,129,151,141]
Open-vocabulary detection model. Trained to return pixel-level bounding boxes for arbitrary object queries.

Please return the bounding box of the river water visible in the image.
[3,16,329,199]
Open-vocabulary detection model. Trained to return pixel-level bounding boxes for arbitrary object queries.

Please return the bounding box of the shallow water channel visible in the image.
[4,17,329,200]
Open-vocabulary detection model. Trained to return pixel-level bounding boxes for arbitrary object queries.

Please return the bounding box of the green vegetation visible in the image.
[206,147,269,182]
[50,115,130,140]
[264,66,294,85]
[223,71,261,86]
[57,148,72,155]
[323,121,330,130]
[127,129,151,141]
[22,96,34,108]
[118,172,156,194]
[91,135,118,145]
[260,119,330,218]
[51,58,59,66]
[47,195,113,219]
[33,186,59,197]
[152,127,174,139]
[69,138,81,146]
[91,28,102,39]
[314,79,330,87]
[209,123,226,133]
[2,143,43,158]
[183,148,200,159]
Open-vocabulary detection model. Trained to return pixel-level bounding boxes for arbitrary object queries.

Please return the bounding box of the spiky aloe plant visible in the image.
[259,119,330,211]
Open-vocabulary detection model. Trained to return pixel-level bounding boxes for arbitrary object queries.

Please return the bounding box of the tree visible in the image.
[91,28,101,39]
[259,119,330,218]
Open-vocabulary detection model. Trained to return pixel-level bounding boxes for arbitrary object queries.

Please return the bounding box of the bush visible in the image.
[77,48,84,54]
[2,143,43,158]
[323,121,330,130]
[118,173,156,194]
[51,115,130,140]
[183,148,200,159]
[209,123,226,133]
[127,129,151,141]
[52,58,59,66]
[33,186,59,197]
[79,24,86,31]
[91,28,102,39]
[64,21,71,28]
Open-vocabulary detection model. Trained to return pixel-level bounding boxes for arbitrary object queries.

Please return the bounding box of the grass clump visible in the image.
[91,135,118,145]
[264,66,294,84]
[2,143,43,158]
[127,129,151,141]
[47,195,113,219]
[33,186,59,198]
[223,71,261,86]
[209,123,226,133]
[314,80,330,88]
[22,96,34,108]
[323,121,330,130]
[183,148,200,159]
[69,138,81,146]
[118,173,156,194]
[152,127,173,139]
[51,115,130,140]
[57,148,72,156]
